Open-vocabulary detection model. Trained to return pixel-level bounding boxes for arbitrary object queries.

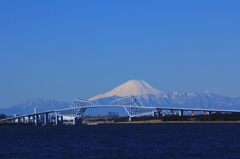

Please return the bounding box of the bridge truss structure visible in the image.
[55,96,160,118]
[2,96,240,125]
[109,96,158,117]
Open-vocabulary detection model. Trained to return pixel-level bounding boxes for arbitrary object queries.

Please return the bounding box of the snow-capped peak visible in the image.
[89,80,163,100]
[173,92,181,95]
[203,91,211,94]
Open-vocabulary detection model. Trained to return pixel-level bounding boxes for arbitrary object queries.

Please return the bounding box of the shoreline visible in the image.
[103,120,240,124]
[86,119,240,125]
[1,120,240,126]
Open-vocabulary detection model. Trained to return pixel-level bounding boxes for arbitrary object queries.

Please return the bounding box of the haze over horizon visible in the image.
[1,1,240,108]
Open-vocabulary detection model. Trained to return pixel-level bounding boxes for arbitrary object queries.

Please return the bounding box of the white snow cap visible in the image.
[89,80,163,100]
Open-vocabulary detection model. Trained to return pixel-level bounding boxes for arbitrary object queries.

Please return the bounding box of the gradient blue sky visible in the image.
[0,1,240,108]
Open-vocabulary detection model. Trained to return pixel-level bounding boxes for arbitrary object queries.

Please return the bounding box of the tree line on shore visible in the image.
[162,112,240,121]
[115,112,240,122]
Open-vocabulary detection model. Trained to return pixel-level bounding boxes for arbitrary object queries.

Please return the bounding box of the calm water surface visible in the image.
[0,123,240,159]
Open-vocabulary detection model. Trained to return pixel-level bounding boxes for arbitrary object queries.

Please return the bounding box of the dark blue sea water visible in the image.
[1,123,240,159]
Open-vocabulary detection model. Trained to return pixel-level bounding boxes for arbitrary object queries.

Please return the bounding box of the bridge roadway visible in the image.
[55,105,240,117]
[55,105,240,113]
[0,111,57,125]
[2,105,240,125]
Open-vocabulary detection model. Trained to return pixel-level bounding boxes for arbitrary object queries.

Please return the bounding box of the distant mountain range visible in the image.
[1,80,240,115]
[93,92,240,110]
[91,80,240,110]
[0,99,71,115]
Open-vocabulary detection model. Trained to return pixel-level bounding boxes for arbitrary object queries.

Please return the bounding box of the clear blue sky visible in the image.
[0,1,240,108]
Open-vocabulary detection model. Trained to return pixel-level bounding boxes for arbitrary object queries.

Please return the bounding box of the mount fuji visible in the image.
[90,80,162,100]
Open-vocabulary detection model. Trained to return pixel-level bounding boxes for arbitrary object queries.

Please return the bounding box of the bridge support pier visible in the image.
[179,110,184,116]
[129,117,131,122]
[35,115,39,126]
[22,117,26,123]
[44,113,48,125]
[28,116,31,123]
[17,117,22,123]
[73,117,82,125]
[55,115,63,125]
[49,114,52,123]
[32,115,35,124]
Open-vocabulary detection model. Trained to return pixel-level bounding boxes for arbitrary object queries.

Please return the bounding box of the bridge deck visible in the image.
[1,105,240,121]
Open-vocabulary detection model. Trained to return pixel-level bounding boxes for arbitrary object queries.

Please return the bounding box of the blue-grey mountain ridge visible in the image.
[1,80,240,115]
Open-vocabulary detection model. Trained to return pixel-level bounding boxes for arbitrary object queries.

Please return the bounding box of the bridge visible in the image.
[1,96,240,125]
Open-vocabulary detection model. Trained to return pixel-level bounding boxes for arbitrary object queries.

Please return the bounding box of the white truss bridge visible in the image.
[55,96,158,118]
[2,95,240,125]
[54,95,240,118]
